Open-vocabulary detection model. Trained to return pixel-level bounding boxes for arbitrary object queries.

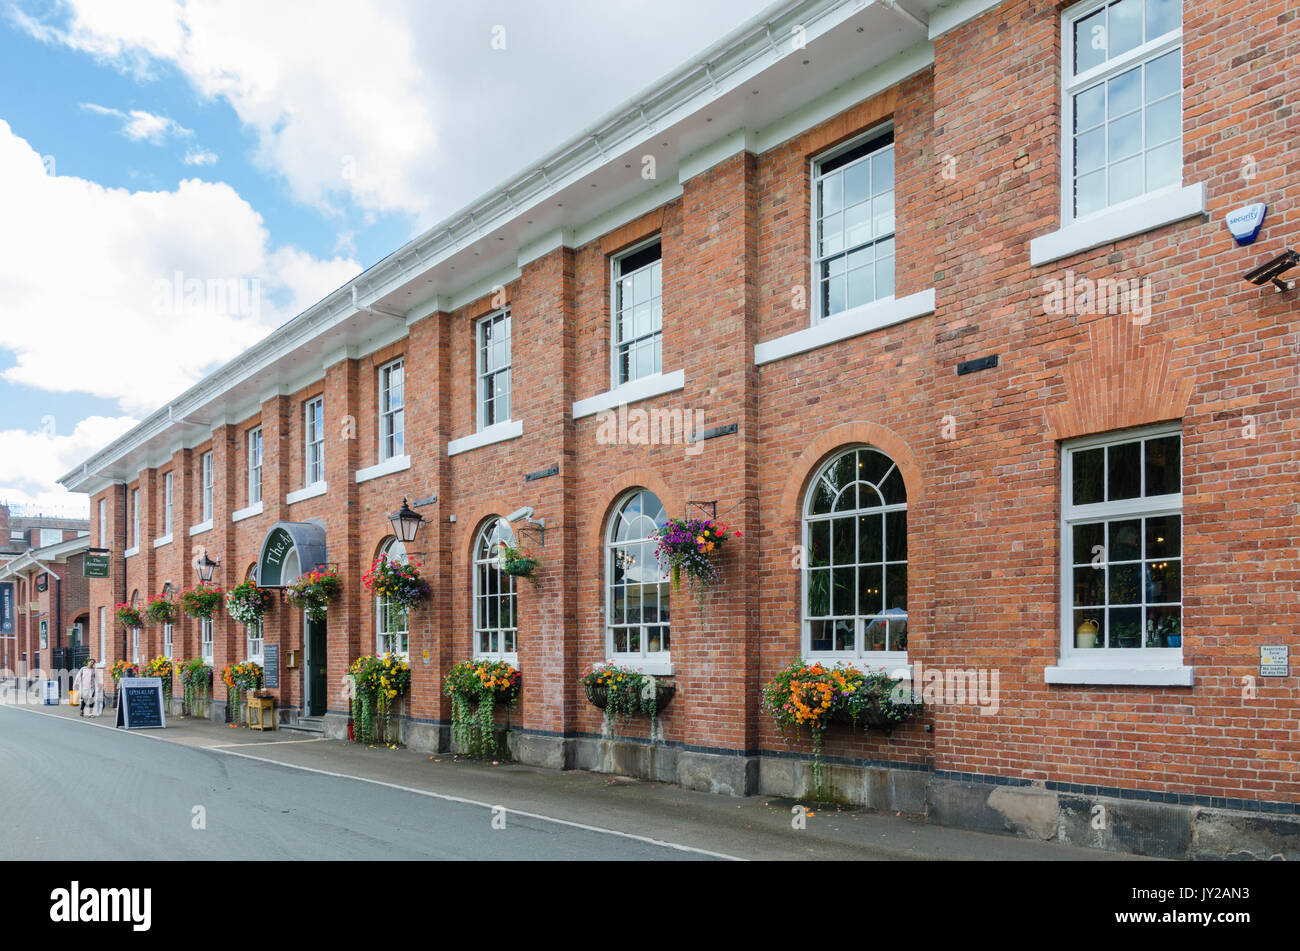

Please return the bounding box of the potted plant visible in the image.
[179,582,223,621]
[495,540,540,588]
[652,516,741,598]
[109,659,139,683]
[349,653,411,745]
[443,659,521,757]
[114,602,144,630]
[286,568,342,622]
[1114,619,1142,649]
[581,663,674,740]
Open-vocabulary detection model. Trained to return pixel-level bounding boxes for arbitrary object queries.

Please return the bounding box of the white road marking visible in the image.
[3,704,743,861]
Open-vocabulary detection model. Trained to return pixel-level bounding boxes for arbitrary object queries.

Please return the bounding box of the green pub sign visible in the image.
[84,553,110,579]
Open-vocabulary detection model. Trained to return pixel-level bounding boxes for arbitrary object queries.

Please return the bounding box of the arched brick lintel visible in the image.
[777,421,924,521]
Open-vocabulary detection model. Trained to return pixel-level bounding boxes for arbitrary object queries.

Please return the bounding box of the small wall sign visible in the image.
[1260,645,1289,677]
[35,573,48,593]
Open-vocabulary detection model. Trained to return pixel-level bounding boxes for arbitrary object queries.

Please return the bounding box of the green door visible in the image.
[307,617,327,717]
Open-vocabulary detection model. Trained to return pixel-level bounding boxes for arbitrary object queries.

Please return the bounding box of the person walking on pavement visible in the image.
[73,658,97,717]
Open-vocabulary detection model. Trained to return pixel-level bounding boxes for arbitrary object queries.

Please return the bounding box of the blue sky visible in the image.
[0,0,769,515]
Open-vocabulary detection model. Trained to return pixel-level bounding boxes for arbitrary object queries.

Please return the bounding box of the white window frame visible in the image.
[200,450,214,522]
[473,517,518,665]
[131,627,140,665]
[1061,0,1183,225]
[476,310,512,430]
[163,622,173,660]
[246,618,264,666]
[1057,424,1184,671]
[378,358,406,461]
[605,489,672,674]
[810,123,895,324]
[98,607,106,664]
[610,238,663,387]
[375,538,410,659]
[248,427,263,505]
[801,446,909,669]
[305,397,325,486]
[162,472,173,537]
[97,498,107,547]
[200,618,213,664]
[131,488,140,549]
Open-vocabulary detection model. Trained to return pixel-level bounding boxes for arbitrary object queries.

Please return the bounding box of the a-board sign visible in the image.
[115,677,166,730]
[263,644,279,690]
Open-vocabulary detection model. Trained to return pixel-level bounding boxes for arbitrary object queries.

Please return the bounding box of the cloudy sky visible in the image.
[0,0,770,516]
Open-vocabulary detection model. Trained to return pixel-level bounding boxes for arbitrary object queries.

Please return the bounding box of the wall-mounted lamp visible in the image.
[195,553,220,583]
[389,498,425,544]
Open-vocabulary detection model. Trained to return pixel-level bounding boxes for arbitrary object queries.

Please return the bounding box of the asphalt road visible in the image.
[0,705,709,860]
[0,703,1133,861]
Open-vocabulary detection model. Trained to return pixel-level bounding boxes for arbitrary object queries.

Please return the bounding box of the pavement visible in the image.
[0,699,1139,860]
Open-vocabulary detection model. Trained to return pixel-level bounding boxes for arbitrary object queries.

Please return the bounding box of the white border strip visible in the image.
[355,455,411,484]
[1030,183,1207,267]
[447,420,524,457]
[755,290,936,365]
[572,370,686,420]
[286,482,328,505]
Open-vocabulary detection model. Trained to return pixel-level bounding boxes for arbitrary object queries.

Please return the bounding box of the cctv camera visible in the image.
[1244,249,1298,292]
[507,506,534,523]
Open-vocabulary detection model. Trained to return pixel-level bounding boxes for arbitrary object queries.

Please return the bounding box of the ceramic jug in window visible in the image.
[1075,618,1099,649]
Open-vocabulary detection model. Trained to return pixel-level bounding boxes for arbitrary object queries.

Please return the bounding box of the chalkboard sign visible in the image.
[262,644,279,690]
[115,677,166,730]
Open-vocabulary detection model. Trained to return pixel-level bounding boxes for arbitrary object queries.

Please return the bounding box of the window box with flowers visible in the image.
[179,583,223,621]
[762,659,921,791]
[349,653,411,745]
[222,661,263,725]
[179,659,213,718]
[286,568,342,622]
[143,656,174,697]
[652,516,741,601]
[443,659,521,757]
[581,663,675,741]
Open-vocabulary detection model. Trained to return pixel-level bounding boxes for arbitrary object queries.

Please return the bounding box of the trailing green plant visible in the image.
[443,660,521,757]
[179,583,223,620]
[349,653,411,745]
[580,663,670,741]
[762,660,921,792]
[144,594,176,626]
[286,568,342,622]
[178,658,212,717]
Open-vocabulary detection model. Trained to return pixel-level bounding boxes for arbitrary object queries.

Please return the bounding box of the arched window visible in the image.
[606,489,670,668]
[803,446,908,661]
[473,518,517,661]
[375,537,409,657]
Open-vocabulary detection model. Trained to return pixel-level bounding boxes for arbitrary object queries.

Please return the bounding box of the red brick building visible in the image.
[60,0,1299,857]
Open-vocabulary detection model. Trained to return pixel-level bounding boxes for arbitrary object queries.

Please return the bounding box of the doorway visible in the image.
[305,615,327,717]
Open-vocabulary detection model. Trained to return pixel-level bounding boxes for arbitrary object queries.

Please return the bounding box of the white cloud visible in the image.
[80,102,192,144]
[0,416,139,516]
[182,148,218,166]
[25,0,442,220]
[0,119,360,415]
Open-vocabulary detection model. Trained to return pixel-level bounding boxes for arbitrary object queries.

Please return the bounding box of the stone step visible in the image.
[279,716,325,735]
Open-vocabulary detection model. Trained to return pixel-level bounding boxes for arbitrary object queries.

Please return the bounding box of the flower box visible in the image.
[583,679,675,715]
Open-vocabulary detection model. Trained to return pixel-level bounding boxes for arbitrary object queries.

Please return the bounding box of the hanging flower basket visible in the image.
[144,594,176,626]
[114,603,144,630]
[652,516,741,597]
[495,541,540,587]
[225,579,273,626]
[362,557,429,608]
[179,583,223,620]
[583,679,675,714]
[286,568,342,622]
